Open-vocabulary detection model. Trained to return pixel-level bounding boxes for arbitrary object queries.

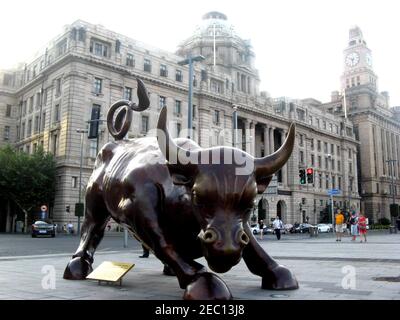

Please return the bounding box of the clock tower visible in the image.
[341,26,377,92]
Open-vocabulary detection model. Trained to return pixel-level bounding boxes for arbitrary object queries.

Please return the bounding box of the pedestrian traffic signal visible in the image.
[307,168,314,183]
[299,169,306,184]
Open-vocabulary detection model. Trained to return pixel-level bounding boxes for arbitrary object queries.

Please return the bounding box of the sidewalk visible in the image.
[0,232,399,300]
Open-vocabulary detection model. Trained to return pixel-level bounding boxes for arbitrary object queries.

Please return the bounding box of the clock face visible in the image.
[366,53,372,66]
[345,52,360,67]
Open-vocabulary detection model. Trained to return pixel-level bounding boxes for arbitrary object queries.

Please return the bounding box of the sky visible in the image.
[1,0,399,106]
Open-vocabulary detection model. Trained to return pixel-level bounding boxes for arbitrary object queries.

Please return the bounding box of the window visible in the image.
[297,109,305,121]
[78,28,86,41]
[54,104,60,122]
[36,92,41,109]
[115,40,121,53]
[21,122,25,138]
[331,144,334,154]
[90,140,97,158]
[310,139,314,150]
[299,134,304,147]
[57,39,67,56]
[90,40,109,57]
[144,59,152,72]
[323,121,326,129]
[324,142,328,153]
[193,75,197,87]
[346,127,353,136]
[160,64,168,77]
[124,87,132,100]
[29,96,34,113]
[316,118,320,128]
[126,54,134,67]
[376,183,380,194]
[337,145,340,155]
[141,116,149,133]
[325,157,328,170]
[349,162,353,174]
[33,143,37,153]
[159,96,166,109]
[16,125,19,140]
[27,119,32,137]
[34,115,39,133]
[311,154,315,166]
[338,177,342,190]
[192,105,196,119]
[6,105,12,117]
[309,116,313,125]
[213,110,220,124]
[325,175,329,189]
[348,148,352,159]
[299,151,304,163]
[332,176,336,189]
[3,126,10,141]
[41,112,46,130]
[175,100,181,115]
[176,123,181,137]
[332,159,335,171]
[26,145,30,154]
[72,177,78,188]
[55,78,61,97]
[211,79,223,93]
[329,123,333,132]
[338,160,341,171]
[175,70,182,82]
[317,140,321,151]
[93,78,102,94]
[318,156,321,168]
[319,174,322,188]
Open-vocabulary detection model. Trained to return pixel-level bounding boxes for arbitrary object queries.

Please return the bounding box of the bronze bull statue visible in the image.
[64,79,298,299]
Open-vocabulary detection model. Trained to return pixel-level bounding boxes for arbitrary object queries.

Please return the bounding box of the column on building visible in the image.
[269,126,275,153]
[281,129,288,186]
[263,125,269,155]
[244,119,250,153]
[250,121,255,155]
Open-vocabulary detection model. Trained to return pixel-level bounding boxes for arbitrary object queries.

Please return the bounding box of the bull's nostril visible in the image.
[203,229,218,243]
[239,231,250,245]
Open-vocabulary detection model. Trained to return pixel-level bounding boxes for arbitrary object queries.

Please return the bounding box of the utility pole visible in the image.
[76,129,88,236]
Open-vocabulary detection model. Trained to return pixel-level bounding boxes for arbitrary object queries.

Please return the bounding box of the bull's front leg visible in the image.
[242,223,298,290]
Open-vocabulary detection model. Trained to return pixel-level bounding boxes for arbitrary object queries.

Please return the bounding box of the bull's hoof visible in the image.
[183,272,232,300]
[261,265,299,290]
[163,264,176,276]
[63,257,93,280]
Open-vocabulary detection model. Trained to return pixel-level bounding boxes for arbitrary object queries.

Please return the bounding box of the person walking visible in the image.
[335,210,345,241]
[358,212,368,243]
[272,216,284,240]
[349,212,359,241]
[258,220,265,240]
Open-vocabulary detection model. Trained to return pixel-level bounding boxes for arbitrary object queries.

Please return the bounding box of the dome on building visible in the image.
[192,11,237,38]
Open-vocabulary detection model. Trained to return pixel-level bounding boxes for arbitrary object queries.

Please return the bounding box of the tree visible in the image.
[0,145,56,232]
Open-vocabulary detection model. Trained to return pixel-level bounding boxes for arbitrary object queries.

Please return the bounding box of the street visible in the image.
[0,230,399,300]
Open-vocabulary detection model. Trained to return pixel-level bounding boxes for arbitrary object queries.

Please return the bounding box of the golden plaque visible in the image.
[86,261,135,285]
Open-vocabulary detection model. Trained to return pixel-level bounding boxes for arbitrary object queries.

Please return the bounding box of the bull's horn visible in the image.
[157,107,198,169]
[133,78,150,111]
[254,123,295,178]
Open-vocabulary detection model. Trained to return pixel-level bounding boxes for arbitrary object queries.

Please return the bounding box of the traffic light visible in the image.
[299,169,306,184]
[307,168,314,183]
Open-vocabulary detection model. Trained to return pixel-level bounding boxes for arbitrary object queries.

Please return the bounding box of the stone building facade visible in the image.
[321,26,399,223]
[0,12,360,230]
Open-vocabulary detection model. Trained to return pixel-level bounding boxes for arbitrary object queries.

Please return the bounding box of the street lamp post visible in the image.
[178,55,205,139]
[327,154,335,229]
[76,129,88,236]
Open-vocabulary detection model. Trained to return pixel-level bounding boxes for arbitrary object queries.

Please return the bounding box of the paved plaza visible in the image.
[0,231,399,300]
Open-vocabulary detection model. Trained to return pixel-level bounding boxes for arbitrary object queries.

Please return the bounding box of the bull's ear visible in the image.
[255,175,273,194]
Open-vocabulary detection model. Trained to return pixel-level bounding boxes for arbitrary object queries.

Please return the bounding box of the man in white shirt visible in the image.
[272,216,284,240]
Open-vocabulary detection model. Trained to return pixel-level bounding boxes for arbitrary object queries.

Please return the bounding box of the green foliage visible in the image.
[378,217,391,226]
[0,145,56,215]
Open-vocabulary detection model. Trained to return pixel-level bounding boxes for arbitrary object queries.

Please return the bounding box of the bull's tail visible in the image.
[107,78,150,140]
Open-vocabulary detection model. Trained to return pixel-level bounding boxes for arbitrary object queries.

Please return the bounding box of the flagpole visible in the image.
[343,88,347,119]
[213,23,216,67]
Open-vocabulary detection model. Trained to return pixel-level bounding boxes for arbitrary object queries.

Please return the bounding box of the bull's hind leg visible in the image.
[242,223,298,290]
[63,190,110,280]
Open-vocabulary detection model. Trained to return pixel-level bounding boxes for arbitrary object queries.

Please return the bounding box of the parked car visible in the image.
[31,220,56,238]
[317,223,332,233]
[251,225,260,235]
[264,225,275,234]
[291,223,314,233]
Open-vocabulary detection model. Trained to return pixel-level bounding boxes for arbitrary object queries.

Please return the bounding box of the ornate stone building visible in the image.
[0,12,360,230]
[321,26,399,223]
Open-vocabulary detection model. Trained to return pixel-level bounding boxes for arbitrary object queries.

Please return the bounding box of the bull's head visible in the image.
[157,107,295,273]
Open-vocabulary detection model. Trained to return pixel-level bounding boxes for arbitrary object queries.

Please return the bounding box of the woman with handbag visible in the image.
[358,212,368,243]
